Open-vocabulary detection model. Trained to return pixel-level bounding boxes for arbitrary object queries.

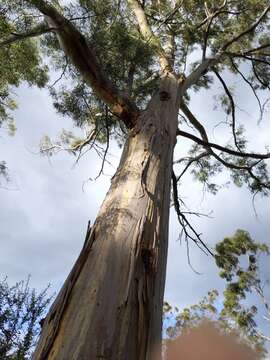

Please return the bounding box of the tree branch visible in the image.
[213,70,240,151]
[202,0,227,61]
[226,52,270,67]
[176,129,270,161]
[196,8,245,30]
[27,0,139,128]
[182,4,270,92]
[244,43,270,55]
[127,0,173,72]
[230,59,264,123]
[172,170,214,256]
[221,4,270,52]
[177,105,270,190]
[252,62,270,90]
[178,103,270,192]
[40,127,97,157]
[0,22,54,48]
[180,102,208,142]
[94,107,110,180]
[174,151,210,181]
[181,58,217,92]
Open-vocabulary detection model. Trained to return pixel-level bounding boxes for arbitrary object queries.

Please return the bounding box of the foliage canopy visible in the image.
[0,276,51,360]
[1,1,270,241]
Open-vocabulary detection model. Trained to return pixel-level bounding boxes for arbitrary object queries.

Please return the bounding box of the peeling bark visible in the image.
[33,74,181,360]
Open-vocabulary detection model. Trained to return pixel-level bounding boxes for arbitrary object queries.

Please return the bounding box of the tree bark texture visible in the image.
[33,74,181,360]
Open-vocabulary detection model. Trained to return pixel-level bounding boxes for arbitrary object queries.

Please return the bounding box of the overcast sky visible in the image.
[1,70,270,349]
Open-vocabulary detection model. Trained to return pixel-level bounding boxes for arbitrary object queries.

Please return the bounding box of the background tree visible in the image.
[0,2,48,186]
[0,276,51,360]
[1,0,270,358]
[163,230,270,357]
[162,321,261,360]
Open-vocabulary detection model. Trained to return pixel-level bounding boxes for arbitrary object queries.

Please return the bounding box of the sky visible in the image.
[1,65,270,350]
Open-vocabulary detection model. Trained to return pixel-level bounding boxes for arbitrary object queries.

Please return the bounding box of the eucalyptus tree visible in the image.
[1,0,270,359]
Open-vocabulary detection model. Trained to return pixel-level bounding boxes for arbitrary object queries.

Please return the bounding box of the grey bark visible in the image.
[32,74,181,360]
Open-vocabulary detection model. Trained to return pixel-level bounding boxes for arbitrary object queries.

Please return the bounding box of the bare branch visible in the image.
[230,59,264,123]
[213,70,240,151]
[177,120,270,191]
[178,104,270,191]
[175,151,210,181]
[180,102,208,142]
[94,107,110,180]
[173,151,209,165]
[179,104,255,170]
[176,129,270,161]
[48,57,68,88]
[172,170,214,256]
[27,0,139,128]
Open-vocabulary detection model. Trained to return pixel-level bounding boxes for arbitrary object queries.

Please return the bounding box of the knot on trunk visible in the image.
[159,91,171,101]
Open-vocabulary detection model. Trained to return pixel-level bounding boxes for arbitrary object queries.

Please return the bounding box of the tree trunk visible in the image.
[33,74,181,360]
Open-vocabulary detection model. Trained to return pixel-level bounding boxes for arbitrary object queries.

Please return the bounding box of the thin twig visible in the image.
[172,170,214,256]
[48,58,68,88]
[230,58,263,123]
[214,70,240,151]
[94,107,110,180]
